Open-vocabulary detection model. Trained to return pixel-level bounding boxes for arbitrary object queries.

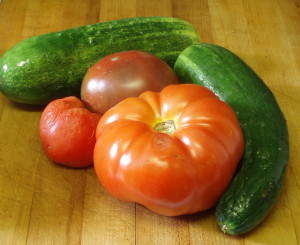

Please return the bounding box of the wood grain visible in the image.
[0,0,299,244]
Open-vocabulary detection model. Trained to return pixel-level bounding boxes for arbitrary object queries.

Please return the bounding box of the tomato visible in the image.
[94,84,244,216]
[39,96,101,168]
[80,50,179,114]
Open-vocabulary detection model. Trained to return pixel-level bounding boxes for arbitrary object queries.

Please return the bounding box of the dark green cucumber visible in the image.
[174,43,289,235]
[0,16,200,105]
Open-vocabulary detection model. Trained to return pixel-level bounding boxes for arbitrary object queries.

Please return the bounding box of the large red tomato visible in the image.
[80,50,179,114]
[39,96,101,168]
[94,84,244,216]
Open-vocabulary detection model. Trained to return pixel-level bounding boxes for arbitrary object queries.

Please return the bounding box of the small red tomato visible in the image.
[80,50,179,114]
[39,96,101,168]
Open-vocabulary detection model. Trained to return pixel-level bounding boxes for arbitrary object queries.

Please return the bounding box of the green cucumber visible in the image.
[0,16,200,105]
[174,43,289,235]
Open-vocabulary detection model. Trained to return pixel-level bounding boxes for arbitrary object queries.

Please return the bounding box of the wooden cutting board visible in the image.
[0,0,299,244]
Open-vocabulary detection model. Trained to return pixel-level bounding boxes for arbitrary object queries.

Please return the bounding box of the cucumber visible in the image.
[0,16,200,105]
[174,43,289,235]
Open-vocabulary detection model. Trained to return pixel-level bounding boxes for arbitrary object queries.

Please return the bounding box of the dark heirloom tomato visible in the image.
[39,96,101,168]
[80,50,179,114]
[94,84,244,216]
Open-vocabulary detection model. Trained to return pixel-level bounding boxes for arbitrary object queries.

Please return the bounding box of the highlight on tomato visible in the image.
[93,84,244,216]
[80,50,179,114]
[39,96,101,168]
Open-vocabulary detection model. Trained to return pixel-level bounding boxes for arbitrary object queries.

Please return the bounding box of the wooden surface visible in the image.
[0,0,299,244]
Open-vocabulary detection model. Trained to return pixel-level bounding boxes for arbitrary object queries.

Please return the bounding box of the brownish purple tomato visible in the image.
[80,50,179,114]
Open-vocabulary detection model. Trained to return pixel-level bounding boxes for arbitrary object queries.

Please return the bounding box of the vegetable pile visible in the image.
[0,16,289,235]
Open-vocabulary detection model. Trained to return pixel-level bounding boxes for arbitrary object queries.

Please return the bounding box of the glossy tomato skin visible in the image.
[40,96,101,168]
[80,50,179,114]
[94,84,244,216]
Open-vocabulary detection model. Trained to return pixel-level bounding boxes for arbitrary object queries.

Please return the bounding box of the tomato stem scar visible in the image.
[153,120,176,135]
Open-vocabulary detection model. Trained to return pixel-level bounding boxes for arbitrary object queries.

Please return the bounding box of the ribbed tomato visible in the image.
[94,84,244,216]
